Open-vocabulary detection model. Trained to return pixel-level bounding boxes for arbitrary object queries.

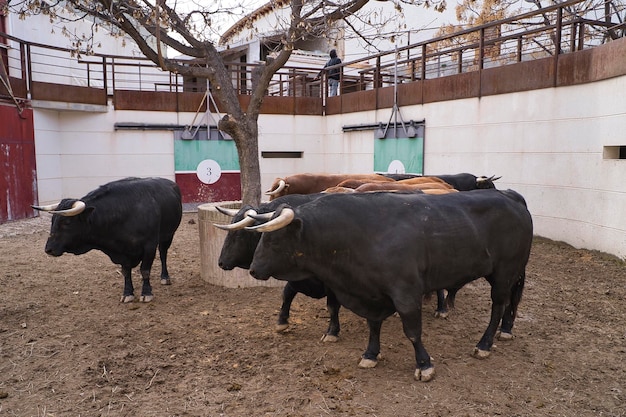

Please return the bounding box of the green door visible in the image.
[373,123,424,174]
[173,128,241,203]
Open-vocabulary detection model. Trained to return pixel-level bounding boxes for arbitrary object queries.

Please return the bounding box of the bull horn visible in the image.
[264,179,286,196]
[248,212,274,221]
[246,208,295,232]
[492,176,502,182]
[213,209,257,230]
[215,206,240,217]
[49,201,86,216]
[32,202,60,211]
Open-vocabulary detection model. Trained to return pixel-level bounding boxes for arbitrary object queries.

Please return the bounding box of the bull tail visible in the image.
[510,271,525,319]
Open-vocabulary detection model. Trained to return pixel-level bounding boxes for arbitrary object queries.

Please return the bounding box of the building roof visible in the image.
[219,0,291,46]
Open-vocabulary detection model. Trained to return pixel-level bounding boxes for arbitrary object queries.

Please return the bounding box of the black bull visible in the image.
[33,177,182,303]
[215,194,343,342]
[248,189,533,381]
[382,172,500,190]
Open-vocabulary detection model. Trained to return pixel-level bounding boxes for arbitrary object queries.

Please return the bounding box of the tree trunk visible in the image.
[219,114,262,206]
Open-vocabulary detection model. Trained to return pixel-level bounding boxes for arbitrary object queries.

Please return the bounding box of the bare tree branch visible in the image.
[8,0,444,205]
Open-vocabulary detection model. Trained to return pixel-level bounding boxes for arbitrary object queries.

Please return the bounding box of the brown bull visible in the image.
[265,173,393,200]
[396,176,449,186]
[322,186,357,194]
[355,181,456,193]
[324,182,457,195]
[335,178,391,189]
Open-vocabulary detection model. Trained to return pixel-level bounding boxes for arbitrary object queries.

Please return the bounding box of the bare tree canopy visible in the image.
[8,0,445,205]
[431,0,625,72]
[438,0,625,40]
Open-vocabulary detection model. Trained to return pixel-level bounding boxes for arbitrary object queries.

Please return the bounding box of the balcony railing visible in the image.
[0,0,624,105]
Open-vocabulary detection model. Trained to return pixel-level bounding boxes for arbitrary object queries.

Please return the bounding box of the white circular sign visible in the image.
[387,160,406,174]
[196,159,222,184]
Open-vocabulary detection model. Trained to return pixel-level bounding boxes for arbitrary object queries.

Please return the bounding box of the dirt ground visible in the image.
[0,211,625,417]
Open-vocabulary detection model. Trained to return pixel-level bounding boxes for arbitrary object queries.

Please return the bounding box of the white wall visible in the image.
[33,74,626,260]
[257,76,626,259]
[417,78,626,259]
[7,10,144,57]
[33,106,196,202]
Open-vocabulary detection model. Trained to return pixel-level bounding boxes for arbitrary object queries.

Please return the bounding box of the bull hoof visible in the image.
[320,334,339,343]
[472,347,491,359]
[358,358,378,369]
[434,311,449,319]
[414,366,436,382]
[160,278,171,286]
[121,295,135,303]
[497,331,514,341]
[140,295,154,303]
[275,323,289,332]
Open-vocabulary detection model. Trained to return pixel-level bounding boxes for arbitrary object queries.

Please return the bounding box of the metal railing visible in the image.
[0,0,624,103]
[339,0,625,90]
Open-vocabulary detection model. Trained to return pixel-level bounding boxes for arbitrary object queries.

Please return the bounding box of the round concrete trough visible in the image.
[198,201,284,288]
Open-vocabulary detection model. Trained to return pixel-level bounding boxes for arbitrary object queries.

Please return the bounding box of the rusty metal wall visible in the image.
[0,104,37,223]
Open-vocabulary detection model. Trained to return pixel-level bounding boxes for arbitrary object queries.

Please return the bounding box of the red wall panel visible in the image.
[0,104,37,223]
[175,172,241,204]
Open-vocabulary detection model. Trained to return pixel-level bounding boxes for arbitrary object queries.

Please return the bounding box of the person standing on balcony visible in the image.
[317,49,342,97]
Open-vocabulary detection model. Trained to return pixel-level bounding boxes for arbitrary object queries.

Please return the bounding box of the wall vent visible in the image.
[603,146,626,160]
[261,151,303,158]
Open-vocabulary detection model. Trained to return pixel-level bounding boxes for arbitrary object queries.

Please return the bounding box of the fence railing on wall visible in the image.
[0,0,624,105]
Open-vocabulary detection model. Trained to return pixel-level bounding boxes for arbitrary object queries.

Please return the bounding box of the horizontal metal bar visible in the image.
[342,120,424,132]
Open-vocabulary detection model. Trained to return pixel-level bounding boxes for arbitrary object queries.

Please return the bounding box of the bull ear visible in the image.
[492,176,502,182]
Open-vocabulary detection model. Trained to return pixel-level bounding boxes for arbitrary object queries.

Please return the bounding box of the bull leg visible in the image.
[445,287,459,310]
[158,239,174,285]
[473,302,506,358]
[139,247,157,302]
[139,269,154,303]
[358,319,382,369]
[397,305,435,382]
[473,279,509,358]
[434,287,460,318]
[320,290,341,343]
[120,266,135,303]
[276,284,298,332]
[498,272,526,340]
[434,289,448,318]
